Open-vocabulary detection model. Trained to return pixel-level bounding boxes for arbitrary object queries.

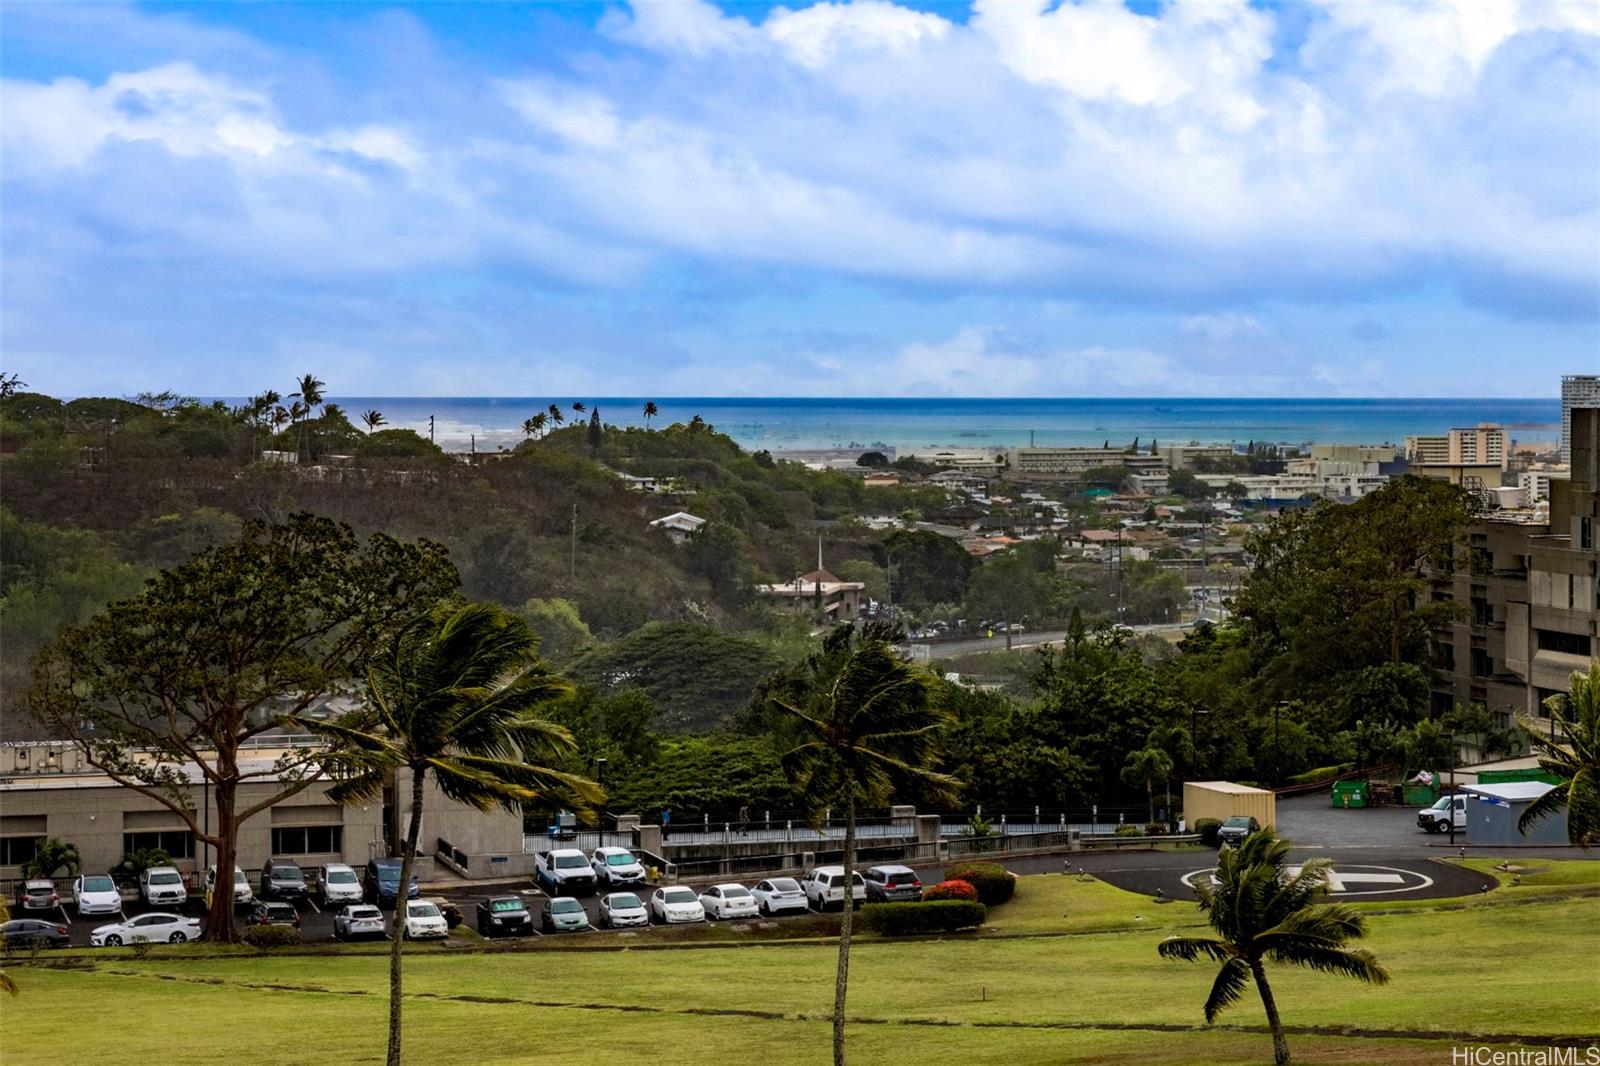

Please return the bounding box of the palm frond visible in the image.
[1157,935,1233,963]
[1201,956,1250,1022]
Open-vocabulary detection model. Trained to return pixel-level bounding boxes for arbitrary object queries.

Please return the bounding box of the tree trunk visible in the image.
[832,793,856,1066]
[388,770,425,1066]
[1250,960,1290,1065]
[1146,781,1154,824]
[203,785,238,943]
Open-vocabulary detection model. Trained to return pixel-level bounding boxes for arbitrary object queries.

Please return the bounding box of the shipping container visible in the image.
[1182,781,1275,829]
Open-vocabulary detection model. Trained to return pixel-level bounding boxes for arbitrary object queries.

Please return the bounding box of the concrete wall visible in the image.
[1466,797,1569,846]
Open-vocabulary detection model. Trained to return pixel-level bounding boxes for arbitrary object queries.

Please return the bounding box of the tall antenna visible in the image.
[817,534,824,572]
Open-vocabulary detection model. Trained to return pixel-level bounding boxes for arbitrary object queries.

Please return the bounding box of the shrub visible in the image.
[431,898,464,929]
[922,879,979,902]
[1194,818,1223,847]
[944,861,1016,905]
[1144,822,1168,836]
[243,924,301,950]
[1114,824,1143,838]
[859,901,986,936]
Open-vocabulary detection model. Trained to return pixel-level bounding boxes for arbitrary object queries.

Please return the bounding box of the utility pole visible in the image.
[570,502,578,581]
[429,415,435,443]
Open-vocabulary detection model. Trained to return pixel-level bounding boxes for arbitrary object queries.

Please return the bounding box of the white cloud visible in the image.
[766,1,950,68]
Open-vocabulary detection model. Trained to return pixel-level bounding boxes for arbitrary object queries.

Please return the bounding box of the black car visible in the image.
[260,859,307,901]
[245,900,301,929]
[1,918,71,949]
[1216,815,1261,848]
[475,895,534,938]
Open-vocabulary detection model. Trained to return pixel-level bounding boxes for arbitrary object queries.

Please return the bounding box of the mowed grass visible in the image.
[6,867,1599,1065]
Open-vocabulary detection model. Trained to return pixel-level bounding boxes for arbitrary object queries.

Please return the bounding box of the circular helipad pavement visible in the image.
[1180,862,1435,897]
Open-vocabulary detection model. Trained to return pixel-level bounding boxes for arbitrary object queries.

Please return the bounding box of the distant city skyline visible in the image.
[3,1,1596,398]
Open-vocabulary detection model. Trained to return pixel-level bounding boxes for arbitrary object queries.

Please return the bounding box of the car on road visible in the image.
[363,858,420,906]
[598,892,648,929]
[245,901,301,929]
[15,879,59,912]
[699,883,758,920]
[540,897,591,933]
[751,877,808,916]
[205,865,253,908]
[334,904,388,941]
[649,886,705,924]
[536,848,598,897]
[1,918,70,949]
[91,912,201,946]
[72,874,122,918]
[401,901,449,940]
[318,863,363,907]
[802,867,865,911]
[863,865,922,903]
[1418,794,1468,834]
[1216,815,1261,848]
[139,866,188,907]
[590,846,647,887]
[475,895,534,937]
[260,859,308,901]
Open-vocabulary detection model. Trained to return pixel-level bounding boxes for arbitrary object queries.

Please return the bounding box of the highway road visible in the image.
[906,622,1194,659]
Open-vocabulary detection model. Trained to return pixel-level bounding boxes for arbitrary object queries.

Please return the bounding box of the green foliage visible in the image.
[1517,662,1600,847]
[1193,818,1223,847]
[111,848,171,885]
[857,451,889,468]
[858,900,986,935]
[355,428,445,460]
[944,861,1016,905]
[921,879,979,902]
[19,837,81,879]
[513,597,594,662]
[964,553,1051,627]
[884,530,973,608]
[569,622,782,732]
[600,733,788,817]
[242,924,301,949]
[1114,824,1143,837]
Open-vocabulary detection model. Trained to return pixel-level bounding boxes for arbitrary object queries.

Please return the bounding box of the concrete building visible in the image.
[1518,467,1567,506]
[1007,447,1165,481]
[1458,781,1569,846]
[1431,407,1599,731]
[1406,424,1508,492]
[0,742,528,882]
[1562,375,1600,464]
[648,511,706,544]
[754,568,865,621]
[1156,443,1236,471]
[1308,444,1400,464]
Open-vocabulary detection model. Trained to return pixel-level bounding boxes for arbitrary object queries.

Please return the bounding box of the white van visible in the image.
[1417,794,1467,833]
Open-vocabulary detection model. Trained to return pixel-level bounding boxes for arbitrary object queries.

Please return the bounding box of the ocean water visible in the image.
[326,396,1561,453]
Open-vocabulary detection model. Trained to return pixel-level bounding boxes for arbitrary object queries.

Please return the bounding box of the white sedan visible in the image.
[649,886,705,924]
[751,877,809,916]
[598,892,649,928]
[699,883,759,920]
[73,874,122,918]
[402,901,449,940]
[91,912,201,946]
[334,904,388,940]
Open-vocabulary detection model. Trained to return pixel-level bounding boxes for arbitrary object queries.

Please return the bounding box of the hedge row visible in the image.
[243,924,301,949]
[859,900,987,936]
[945,861,1016,905]
[1193,818,1223,847]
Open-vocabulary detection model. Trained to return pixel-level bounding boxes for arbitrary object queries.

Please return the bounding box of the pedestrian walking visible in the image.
[738,803,751,835]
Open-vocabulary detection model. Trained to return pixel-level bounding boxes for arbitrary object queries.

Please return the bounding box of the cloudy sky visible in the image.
[3,0,1596,398]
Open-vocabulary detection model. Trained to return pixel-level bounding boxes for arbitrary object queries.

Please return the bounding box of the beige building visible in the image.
[1156,443,1236,470]
[1007,447,1165,481]
[1308,444,1400,464]
[755,568,865,621]
[0,742,527,882]
[1407,423,1507,491]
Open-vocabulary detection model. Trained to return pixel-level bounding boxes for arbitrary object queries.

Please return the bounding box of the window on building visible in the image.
[271,825,343,855]
[1536,630,1592,656]
[1582,517,1593,550]
[123,830,195,859]
[0,836,43,866]
[1469,649,1490,678]
[1471,598,1492,626]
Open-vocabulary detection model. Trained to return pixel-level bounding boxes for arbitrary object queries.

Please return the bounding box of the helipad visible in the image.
[1180,863,1435,896]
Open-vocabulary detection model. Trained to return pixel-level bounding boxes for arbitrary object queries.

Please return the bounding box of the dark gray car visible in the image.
[1216,815,1260,848]
[863,865,923,902]
[260,859,307,901]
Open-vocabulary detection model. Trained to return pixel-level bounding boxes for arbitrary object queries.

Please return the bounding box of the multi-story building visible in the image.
[1406,423,1508,491]
[1156,443,1236,470]
[1007,446,1165,481]
[1432,407,1599,736]
[1562,375,1600,464]
[754,567,865,621]
[1307,444,1401,464]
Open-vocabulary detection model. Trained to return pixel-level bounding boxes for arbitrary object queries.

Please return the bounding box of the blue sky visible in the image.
[2,0,1596,398]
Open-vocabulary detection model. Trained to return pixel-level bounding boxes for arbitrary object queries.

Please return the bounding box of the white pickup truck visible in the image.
[1417,794,1468,833]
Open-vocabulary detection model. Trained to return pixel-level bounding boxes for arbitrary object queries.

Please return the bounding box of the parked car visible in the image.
[72,874,122,918]
[90,912,201,947]
[245,901,301,929]
[334,903,388,941]
[535,848,597,896]
[649,886,705,924]
[540,897,591,933]
[15,879,59,912]
[802,867,866,911]
[475,895,534,938]
[1216,815,1261,848]
[318,863,364,907]
[1418,794,1469,834]
[204,865,253,908]
[598,891,648,929]
[751,877,808,916]
[401,901,449,940]
[590,846,647,887]
[699,883,759,920]
[363,858,420,906]
[139,866,188,907]
[259,859,307,901]
[1,918,70,949]
[863,865,922,903]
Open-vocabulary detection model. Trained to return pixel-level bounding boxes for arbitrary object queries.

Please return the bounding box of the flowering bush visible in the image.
[921,879,979,902]
[945,861,1017,905]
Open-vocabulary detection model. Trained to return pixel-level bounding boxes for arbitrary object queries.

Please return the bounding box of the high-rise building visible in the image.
[1405,423,1508,491]
[1562,375,1600,464]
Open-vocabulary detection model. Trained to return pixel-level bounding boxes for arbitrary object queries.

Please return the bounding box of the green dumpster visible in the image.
[1331,779,1369,808]
[1403,775,1441,805]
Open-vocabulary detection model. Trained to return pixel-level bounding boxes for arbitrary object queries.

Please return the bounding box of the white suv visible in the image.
[204,865,254,907]
[402,900,449,940]
[318,863,363,906]
[140,866,188,906]
[802,867,866,911]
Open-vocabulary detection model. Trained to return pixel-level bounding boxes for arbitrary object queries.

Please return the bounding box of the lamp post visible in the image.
[595,757,607,835]
[1274,701,1289,786]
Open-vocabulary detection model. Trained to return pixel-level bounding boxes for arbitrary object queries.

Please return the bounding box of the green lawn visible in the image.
[6,866,1599,1065]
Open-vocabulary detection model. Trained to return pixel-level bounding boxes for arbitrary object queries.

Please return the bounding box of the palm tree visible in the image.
[1158,831,1389,1065]
[1518,661,1600,847]
[362,410,387,433]
[20,837,81,880]
[1121,746,1174,823]
[643,401,658,428]
[765,622,958,1066]
[547,404,565,428]
[571,402,586,414]
[291,373,325,460]
[300,603,601,1066]
[521,417,540,440]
